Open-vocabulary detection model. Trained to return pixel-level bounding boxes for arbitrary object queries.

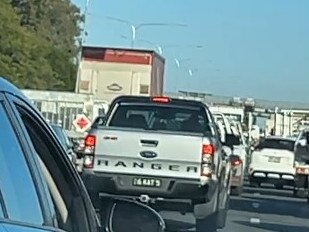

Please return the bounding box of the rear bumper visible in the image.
[82,170,217,202]
[295,174,309,188]
[249,171,295,186]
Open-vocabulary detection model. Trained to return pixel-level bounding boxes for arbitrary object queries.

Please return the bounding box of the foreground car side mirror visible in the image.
[107,198,165,232]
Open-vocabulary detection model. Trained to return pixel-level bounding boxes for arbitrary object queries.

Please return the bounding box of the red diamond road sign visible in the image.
[73,114,91,132]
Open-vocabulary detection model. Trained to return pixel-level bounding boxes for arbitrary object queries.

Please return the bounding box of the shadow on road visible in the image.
[244,186,296,198]
[165,219,195,232]
[234,221,309,232]
[229,189,309,219]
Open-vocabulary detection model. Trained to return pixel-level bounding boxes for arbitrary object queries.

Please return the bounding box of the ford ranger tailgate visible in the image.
[92,128,203,179]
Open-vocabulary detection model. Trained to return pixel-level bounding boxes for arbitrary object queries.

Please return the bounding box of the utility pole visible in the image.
[75,0,91,93]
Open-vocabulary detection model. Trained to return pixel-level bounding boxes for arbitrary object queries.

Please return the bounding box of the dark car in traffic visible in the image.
[0,77,100,232]
[50,123,77,163]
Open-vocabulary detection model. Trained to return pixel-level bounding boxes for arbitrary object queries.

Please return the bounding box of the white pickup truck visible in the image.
[81,96,238,232]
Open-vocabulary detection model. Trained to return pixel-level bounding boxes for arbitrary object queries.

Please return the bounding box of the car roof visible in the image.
[0,77,26,97]
[111,95,208,108]
[0,77,39,109]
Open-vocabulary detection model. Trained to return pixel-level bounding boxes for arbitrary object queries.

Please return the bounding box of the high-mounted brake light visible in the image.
[83,135,96,169]
[152,96,171,103]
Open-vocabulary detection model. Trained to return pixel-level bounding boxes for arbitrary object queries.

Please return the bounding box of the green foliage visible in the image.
[0,0,83,90]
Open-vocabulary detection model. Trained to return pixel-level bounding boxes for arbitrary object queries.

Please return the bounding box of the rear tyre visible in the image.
[217,195,230,229]
[196,212,218,232]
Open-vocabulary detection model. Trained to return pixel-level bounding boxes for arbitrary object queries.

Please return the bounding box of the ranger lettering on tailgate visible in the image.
[96,159,199,173]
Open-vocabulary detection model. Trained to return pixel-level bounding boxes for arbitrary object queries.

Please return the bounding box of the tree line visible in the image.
[0,0,83,91]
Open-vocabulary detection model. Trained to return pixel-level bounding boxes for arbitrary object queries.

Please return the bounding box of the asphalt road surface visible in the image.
[161,184,309,232]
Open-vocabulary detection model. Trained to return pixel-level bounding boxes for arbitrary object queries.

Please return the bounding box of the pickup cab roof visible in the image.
[110,95,209,108]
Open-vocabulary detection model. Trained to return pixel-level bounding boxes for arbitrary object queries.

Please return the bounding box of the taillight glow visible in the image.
[202,144,215,155]
[85,135,96,147]
[232,159,242,166]
[83,135,96,169]
[152,96,171,103]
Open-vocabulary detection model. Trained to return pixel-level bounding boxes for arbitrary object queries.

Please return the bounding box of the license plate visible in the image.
[268,156,281,163]
[132,177,162,188]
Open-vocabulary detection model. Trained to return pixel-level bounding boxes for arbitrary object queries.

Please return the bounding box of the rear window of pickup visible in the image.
[106,103,211,134]
[258,138,295,152]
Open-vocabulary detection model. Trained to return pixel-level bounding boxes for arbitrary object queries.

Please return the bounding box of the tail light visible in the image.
[296,167,309,175]
[231,158,242,167]
[83,135,96,169]
[201,144,215,177]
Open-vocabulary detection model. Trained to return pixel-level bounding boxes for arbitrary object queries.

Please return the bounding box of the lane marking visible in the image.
[250,217,261,224]
[252,202,260,208]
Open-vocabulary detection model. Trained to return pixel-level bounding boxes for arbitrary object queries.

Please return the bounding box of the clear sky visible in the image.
[72,0,309,102]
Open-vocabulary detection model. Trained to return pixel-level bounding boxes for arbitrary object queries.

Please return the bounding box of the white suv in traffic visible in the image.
[248,136,296,189]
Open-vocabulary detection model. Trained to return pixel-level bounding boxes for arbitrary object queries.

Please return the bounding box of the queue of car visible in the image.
[12,73,309,231]
[2,76,247,232]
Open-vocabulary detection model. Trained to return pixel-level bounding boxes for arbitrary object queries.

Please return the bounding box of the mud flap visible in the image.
[193,188,218,219]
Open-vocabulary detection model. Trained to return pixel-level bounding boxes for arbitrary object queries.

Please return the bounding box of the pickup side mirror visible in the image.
[224,134,241,147]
